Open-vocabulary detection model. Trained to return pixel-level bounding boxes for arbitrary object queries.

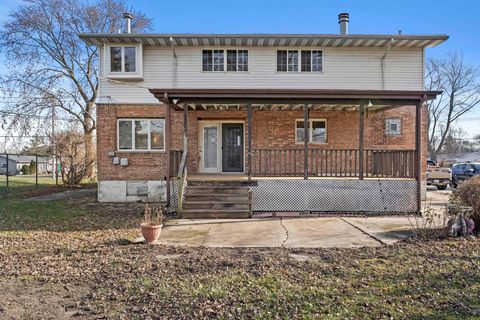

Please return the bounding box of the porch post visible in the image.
[304,104,309,180]
[359,104,365,180]
[247,104,252,182]
[415,100,422,213]
[177,104,188,178]
[165,102,171,207]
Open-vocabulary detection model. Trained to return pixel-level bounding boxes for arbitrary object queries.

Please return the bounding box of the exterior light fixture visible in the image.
[368,99,373,107]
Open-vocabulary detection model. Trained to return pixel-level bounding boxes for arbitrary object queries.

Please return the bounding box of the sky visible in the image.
[0,0,480,144]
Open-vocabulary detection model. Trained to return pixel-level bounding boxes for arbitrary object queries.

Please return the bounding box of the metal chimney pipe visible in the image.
[338,12,349,35]
[123,12,133,33]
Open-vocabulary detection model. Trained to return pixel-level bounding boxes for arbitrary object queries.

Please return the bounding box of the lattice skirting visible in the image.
[250,179,418,213]
[167,180,179,213]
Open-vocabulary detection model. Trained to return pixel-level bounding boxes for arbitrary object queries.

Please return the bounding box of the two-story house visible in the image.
[79,12,447,218]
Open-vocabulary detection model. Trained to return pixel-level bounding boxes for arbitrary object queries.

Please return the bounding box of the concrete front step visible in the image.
[182,209,251,219]
[182,180,252,218]
[183,201,250,210]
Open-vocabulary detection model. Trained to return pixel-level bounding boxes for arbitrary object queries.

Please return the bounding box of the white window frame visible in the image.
[385,118,402,136]
[117,119,165,152]
[295,119,327,144]
[202,49,249,72]
[277,49,323,73]
[226,49,249,72]
[104,43,143,79]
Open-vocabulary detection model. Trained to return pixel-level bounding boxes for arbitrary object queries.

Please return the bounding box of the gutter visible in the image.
[170,36,177,88]
[381,38,395,90]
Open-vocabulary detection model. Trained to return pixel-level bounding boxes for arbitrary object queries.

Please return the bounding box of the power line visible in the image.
[0,135,50,138]
[0,110,78,122]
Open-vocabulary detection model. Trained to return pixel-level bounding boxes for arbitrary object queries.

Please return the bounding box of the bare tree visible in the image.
[425,52,480,160]
[0,0,152,177]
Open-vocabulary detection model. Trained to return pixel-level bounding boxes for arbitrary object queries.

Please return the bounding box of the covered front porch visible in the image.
[150,88,439,216]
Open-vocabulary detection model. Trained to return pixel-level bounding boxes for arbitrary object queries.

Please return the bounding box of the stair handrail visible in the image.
[177,166,188,217]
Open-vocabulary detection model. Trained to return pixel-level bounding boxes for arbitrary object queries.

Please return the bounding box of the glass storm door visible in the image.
[200,124,221,173]
[222,123,244,172]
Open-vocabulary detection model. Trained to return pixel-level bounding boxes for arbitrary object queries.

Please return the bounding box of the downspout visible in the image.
[170,36,177,88]
[381,38,394,90]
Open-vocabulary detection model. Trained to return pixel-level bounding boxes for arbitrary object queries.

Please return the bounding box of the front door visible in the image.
[222,123,244,172]
[200,123,221,173]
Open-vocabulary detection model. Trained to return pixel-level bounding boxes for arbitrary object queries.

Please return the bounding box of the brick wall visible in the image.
[97,104,167,181]
[97,104,427,181]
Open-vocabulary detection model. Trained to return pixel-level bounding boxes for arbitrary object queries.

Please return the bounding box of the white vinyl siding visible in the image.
[98,46,424,104]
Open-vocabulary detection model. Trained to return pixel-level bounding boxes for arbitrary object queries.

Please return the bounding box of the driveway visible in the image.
[154,188,451,248]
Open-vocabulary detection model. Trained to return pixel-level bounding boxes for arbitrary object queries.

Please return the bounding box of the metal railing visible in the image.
[251,148,416,178]
[169,149,183,177]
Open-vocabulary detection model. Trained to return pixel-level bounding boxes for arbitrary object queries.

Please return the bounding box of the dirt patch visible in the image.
[0,279,88,319]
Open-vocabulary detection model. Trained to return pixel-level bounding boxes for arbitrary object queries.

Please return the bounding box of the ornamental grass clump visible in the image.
[450,176,480,234]
[142,204,163,226]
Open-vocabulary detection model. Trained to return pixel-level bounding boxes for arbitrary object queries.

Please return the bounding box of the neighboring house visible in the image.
[0,155,18,175]
[0,155,52,174]
[79,12,447,216]
[437,152,480,167]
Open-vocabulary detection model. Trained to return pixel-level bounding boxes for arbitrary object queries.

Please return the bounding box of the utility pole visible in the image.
[51,104,58,184]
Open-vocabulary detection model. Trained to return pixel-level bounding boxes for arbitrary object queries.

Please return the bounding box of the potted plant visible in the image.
[140,204,163,244]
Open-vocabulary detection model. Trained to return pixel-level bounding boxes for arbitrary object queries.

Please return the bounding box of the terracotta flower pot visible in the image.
[140,223,163,244]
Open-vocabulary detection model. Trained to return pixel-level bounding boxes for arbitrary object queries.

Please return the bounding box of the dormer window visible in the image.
[110,46,136,72]
[105,43,142,79]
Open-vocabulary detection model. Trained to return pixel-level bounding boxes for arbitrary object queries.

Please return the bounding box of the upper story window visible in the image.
[105,44,143,79]
[202,49,248,72]
[110,46,137,72]
[277,50,323,72]
[118,119,165,151]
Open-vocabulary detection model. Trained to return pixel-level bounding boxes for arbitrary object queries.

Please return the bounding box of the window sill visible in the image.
[201,71,250,74]
[295,142,328,145]
[275,71,324,74]
[105,74,143,81]
[116,150,166,154]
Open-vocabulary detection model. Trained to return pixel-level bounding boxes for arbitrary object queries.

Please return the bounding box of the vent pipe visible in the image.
[338,12,349,35]
[123,12,133,33]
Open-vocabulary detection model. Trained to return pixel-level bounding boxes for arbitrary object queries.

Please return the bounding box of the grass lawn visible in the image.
[0,193,479,319]
[0,174,95,199]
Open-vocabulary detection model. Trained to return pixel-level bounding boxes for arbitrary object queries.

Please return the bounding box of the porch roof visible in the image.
[149,88,441,111]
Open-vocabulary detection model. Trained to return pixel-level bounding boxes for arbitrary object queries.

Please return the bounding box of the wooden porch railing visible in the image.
[169,149,183,177]
[251,148,416,178]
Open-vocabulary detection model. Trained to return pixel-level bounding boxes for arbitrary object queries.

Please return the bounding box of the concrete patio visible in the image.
[154,188,450,248]
[158,216,415,248]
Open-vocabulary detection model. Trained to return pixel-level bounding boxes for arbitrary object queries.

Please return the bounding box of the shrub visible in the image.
[20,164,29,175]
[20,161,36,175]
[451,176,480,233]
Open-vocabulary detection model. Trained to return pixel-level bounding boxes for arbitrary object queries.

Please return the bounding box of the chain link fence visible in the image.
[0,153,63,197]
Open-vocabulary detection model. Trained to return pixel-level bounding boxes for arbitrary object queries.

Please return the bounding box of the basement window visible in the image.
[386,118,402,136]
[118,119,165,151]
